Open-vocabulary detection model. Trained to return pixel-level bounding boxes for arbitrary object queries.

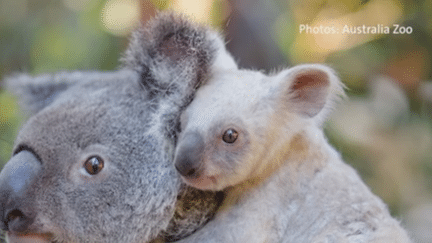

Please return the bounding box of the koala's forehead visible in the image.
[185,70,270,128]
[14,77,152,159]
[205,70,267,97]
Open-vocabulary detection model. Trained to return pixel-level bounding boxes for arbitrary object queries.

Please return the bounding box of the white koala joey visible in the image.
[173,52,412,241]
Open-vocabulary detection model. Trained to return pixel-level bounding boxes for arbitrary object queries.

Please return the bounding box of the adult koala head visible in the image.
[0,13,231,243]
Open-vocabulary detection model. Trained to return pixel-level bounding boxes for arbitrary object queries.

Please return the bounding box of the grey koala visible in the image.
[0,12,229,243]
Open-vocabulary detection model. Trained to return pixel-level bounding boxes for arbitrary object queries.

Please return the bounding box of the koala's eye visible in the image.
[84,156,104,175]
[222,128,238,144]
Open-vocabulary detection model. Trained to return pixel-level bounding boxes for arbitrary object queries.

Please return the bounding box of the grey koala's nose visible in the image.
[174,132,205,178]
[5,208,35,233]
[0,150,41,232]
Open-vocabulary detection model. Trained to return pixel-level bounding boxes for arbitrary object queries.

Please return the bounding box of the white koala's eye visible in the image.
[222,128,238,144]
[84,156,104,175]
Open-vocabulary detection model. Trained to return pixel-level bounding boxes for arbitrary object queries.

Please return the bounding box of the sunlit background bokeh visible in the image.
[1,0,432,242]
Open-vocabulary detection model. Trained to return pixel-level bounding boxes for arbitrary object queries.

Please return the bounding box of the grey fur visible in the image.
[174,58,412,242]
[0,12,225,243]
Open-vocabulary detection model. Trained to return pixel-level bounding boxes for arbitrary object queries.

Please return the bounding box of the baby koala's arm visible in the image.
[174,195,274,243]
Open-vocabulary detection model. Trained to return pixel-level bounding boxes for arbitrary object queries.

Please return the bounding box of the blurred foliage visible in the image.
[0,92,20,166]
[0,0,127,167]
[0,0,432,242]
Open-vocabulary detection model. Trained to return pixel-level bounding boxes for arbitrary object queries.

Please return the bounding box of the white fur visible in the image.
[174,62,411,242]
[206,32,238,72]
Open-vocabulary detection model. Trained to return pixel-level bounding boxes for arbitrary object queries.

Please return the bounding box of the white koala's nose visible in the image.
[174,132,205,178]
[0,150,41,233]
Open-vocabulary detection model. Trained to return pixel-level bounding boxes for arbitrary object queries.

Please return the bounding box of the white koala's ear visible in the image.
[277,64,345,125]
[206,32,238,72]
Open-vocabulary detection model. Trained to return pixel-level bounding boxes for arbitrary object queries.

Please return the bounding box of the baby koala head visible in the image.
[174,63,344,191]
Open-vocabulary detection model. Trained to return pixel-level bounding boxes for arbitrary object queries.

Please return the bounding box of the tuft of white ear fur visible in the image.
[206,32,238,72]
[278,64,346,126]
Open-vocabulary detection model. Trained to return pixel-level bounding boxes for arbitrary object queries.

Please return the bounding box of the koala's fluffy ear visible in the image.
[122,12,237,97]
[277,64,345,125]
[4,71,84,115]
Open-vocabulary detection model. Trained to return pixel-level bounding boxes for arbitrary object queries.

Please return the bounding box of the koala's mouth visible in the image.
[183,174,221,190]
[6,232,55,243]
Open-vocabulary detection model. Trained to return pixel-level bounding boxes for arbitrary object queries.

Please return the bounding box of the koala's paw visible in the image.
[160,185,224,242]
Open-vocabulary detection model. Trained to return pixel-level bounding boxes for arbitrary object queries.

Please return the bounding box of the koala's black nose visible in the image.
[4,208,35,233]
[174,132,205,178]
[0,150,41,233]
[175,162,198,178]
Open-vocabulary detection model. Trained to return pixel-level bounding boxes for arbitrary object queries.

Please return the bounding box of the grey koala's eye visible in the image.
[222,128,238,143]
[84,156,104,175]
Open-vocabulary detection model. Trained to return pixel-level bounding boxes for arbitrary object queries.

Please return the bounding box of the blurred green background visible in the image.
[0,0,432,242]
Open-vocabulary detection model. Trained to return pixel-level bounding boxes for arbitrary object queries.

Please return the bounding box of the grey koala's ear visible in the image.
[277,64,346,125]
[121,12,233,97]
[4,71,80,115]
